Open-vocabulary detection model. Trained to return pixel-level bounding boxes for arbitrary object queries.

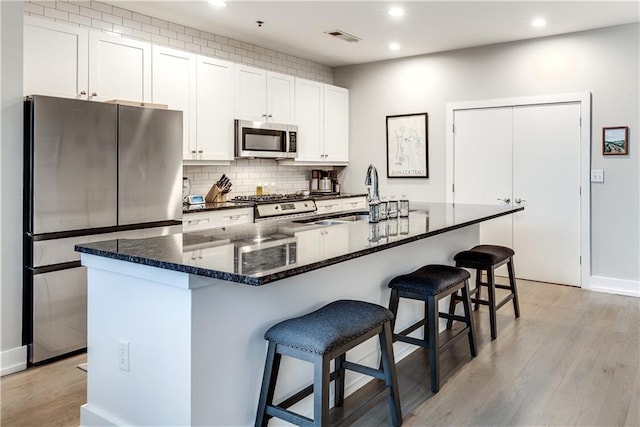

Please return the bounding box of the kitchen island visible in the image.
[76,202,522,426]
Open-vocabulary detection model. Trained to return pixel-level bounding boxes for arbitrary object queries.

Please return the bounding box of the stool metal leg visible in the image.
[379,322,403,426]
[507,258,520,318]
[256,342,281,427]
[313,354,331,427]
[487,268,498,340]
[427,296,440,393]
[460,280,477,357]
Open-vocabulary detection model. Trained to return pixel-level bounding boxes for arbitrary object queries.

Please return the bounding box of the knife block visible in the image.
[205,184,226,203]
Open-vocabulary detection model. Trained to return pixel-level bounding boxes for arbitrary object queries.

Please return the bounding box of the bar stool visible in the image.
[449,244,520,340]
[255,300,403,427]
[387,264,477,393]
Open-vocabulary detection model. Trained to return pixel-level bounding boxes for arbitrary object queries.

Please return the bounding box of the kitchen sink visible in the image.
[331,214,369,222]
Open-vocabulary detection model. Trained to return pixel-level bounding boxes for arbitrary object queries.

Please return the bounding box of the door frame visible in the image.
[445,92,592,289]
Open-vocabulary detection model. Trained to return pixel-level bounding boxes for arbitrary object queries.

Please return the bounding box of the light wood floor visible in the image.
[1,280,638,426]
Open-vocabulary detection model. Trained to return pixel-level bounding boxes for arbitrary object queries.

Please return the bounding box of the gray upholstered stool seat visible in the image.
[256,300,403,427]
[387,265,477,394]
[264,300,393,355]
[449,244,520,340]
[388,264,471,296]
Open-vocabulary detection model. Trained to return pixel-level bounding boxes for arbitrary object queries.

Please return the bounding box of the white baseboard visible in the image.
[80,404,118,426]
[590,275,640,297]
[1,345,27,377]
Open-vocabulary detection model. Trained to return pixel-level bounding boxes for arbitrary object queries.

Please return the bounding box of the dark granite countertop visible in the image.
[77,202,523,286]
[182,193,367,213]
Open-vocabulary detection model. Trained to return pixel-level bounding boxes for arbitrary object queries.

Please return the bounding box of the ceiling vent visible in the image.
[324,30,361,43]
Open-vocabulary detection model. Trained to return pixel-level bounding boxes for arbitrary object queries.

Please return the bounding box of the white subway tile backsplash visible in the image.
[112,25,133,37]
[131,11,151,25]
[185,27,200,37]
[90,1,111,14]
[44,6,68,20]
[79,5,100,19]
[150,17,168,29]
[160,28,177,39]
[102,13,122,26]
[168,22,185,33]
[68,12,91,26]
[151,34,169,45]
[56,1,80,14]
[24,2,45,15]
[112,6,132,19]
[91,18,112,31]
[131,29,152,41]
[122,18,141,30]
[141,23,160,35]
[177,32,192,43]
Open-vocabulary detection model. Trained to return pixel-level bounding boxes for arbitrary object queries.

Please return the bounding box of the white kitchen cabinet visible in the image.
[195,56,235,161]
[323,84,349,162]
[152,46,197,159]
[294,78,349,164]
[23,17,89,98]
[341,196,367,212]
[183,243,235,272]
[182,208,253,232]
[295,224,349,264]
[314,198,343,215]
[234,65,294,123]
[89,32,152,102]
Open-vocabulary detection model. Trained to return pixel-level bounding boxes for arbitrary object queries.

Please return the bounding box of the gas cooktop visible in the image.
[230,194,316,221]
[230,194,308,204]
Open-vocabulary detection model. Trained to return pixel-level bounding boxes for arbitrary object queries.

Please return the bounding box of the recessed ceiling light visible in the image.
[207,0,227,7]
[389,42,401,51]
[388,7,405,17]
[531,17,546,28]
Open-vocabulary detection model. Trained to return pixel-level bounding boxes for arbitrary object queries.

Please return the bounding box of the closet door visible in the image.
[512,103,581,285]
[453,107,513,250]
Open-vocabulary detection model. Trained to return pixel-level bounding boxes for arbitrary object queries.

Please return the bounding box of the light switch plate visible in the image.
[591,169,604,183]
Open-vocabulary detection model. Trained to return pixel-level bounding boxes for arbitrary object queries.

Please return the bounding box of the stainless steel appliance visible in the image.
[23,95,183,364]
[230,194,317,222]
[236,235,297,276]
[234,119,298,159]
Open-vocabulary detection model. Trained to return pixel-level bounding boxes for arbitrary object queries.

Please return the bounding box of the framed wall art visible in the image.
[386,112,428,178]
[602,126,629,155]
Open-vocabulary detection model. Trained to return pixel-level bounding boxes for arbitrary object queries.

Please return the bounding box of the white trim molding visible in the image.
[446,92,592,290]
[590,276,640,298]
[1,345,27,377]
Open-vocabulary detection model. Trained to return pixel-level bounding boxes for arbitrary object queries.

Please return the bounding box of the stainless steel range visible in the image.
[230,194,317,222]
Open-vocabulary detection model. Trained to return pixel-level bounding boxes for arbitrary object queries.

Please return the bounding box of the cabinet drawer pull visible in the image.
[228,215,240,220]
[188,218,209,225]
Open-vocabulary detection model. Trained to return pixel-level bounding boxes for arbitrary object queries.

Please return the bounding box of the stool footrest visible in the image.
[438,312,466,323]
[277,370,340,410]
[397,319,427,337]
[393,333,430,349]
[439,327,472,352]
[494,294,514,310]
[266,405,313,427]
[342,361,385,381]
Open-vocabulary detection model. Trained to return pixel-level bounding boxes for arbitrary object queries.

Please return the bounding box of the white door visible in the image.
[453,103,581,286]
[294,78,324,162]
[23,17,88,98]
[266,72,295,123]
[152,46,196,159]
[196,56,235,161]
[89,32,151,102]
[512,103,581,285]
[453,107,513,250]
[323,84,350,163]
[234,65,267,121]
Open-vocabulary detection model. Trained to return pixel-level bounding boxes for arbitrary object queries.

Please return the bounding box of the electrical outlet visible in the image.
[590,169,604,183]
[118,340,130,371]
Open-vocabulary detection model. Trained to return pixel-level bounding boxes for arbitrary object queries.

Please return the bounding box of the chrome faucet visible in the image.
[365,164,380,223]
[365,164,380,203]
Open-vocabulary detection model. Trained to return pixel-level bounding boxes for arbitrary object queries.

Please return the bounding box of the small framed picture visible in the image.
[603,126,629,155]
[386,112,428,178]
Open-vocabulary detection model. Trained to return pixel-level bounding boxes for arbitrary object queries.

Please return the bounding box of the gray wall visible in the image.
[334,24,639,284]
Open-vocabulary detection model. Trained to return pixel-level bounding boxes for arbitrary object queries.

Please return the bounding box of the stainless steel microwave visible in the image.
[234,119,298,159]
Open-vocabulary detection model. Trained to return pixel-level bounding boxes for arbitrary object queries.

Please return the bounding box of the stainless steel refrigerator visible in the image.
[23,95,183,364]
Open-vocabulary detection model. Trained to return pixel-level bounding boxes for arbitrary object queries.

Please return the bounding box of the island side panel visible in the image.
[190,225,479,425]
[81,254,194,426]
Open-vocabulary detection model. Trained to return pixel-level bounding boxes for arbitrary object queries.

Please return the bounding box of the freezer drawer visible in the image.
[31,267,87,363]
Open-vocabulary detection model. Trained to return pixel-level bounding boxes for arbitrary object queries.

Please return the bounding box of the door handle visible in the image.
[515,198,527,204]
[497,198,510,204]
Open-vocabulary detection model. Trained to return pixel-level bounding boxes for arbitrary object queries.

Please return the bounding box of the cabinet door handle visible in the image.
[515,198,527,204]
[79,90,87,96]
[91,92,98,97]
[198,150,203,154]
[497,198,510,204]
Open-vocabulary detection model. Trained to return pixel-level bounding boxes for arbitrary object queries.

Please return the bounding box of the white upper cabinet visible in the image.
[323,84,349,162]
[294,78,349,164]
[89,32,152,103]
[23,17,88,98]
[195,56,235,161]
[235,65,294,123]
[151,46,197,159]
[294,78,324,161]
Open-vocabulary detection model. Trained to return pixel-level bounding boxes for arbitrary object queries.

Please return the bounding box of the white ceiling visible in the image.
[110,1,640,67]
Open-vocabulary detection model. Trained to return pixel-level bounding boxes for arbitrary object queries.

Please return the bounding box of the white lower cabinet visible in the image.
[314,199,344,215]
[295,224,349,264]
[182,208,253,232]
[183,243,235,272]
[341,196,367,212]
